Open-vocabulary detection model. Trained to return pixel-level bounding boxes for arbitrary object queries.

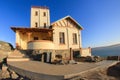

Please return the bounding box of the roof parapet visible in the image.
[31,6,49,9]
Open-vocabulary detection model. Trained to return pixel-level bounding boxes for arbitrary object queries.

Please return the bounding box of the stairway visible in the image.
[7,50,30,62]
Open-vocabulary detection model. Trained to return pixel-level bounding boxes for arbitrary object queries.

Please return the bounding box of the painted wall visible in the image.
[31,7,50,28]
[31,32,51,40]
[80,48,91,57]
[53,27,81,50]
[16,31,28,49]
[52,19,82,50]
[16,31,52,49]
[28,40,54,49]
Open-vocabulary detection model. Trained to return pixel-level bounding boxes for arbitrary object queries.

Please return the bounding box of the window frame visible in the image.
[35,11,38,16]
[43,12,46,16]
[35,22,38,27]
[59,32,65,44]
[34,37,39,40]
[44,23,46,28]
[73,33,77,44]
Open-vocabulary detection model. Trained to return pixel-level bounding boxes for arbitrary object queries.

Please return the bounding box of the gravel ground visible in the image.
[80,68,119,80]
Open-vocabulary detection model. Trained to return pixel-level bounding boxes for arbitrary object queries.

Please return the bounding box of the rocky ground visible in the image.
[0,67,30,80]
[0,41,14,51]
[71,61,120,80]
[0,41,18,80]
[0,41,14,62]
[79,68,119,80]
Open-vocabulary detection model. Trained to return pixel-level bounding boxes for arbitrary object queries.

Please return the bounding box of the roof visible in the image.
[32,6,49,9]
[11,27,53,33]
[51,15,83,30]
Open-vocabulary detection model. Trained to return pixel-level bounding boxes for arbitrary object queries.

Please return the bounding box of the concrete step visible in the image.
[7,58,30,62]
[8,55,25,58]
[7,50,30,62]
[8,50,27,58]
[9,53,25,56]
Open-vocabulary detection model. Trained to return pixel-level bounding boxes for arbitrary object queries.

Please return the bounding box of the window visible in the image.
[34,37,38,40]
[35,22,38,27]
[44,23,46,28]
[59,32,65,44]
[43,12,46,16]
[73,33,77,44]
[35,11,38,16]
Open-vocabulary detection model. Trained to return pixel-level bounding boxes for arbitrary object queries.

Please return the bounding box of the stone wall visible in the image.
[25,49,70,62]
[18,48,91,63]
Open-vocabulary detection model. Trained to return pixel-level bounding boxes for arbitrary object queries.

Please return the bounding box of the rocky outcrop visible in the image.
[0,41,14,63]
[107,62,120,79]
[0,41,14,77]
[0,41,14,52]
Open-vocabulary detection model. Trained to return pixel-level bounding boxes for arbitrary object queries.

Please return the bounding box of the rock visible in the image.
[8,69,19,79]
[0,41,14,51]
[69,60,77,64]
[107,62,120,78]
[2,65,8,71]
[0,51,8,63]
[0,69,10,79]
[11,71,19,79]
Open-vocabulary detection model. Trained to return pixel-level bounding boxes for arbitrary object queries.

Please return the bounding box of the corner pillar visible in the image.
[27,32,32,42]
[70,48,73,60]
[80,48,82,56]
[88,47,91,53]
[16,30,21,49]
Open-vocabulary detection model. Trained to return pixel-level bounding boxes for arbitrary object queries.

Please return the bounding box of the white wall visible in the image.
[53,26,82,50]
[16,31,28,49]
[28,40,54,49]
[31,7,50,28]
[81,48,91,57]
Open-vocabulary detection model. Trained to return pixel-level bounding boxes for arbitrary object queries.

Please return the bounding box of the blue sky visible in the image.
[0,0,120,48]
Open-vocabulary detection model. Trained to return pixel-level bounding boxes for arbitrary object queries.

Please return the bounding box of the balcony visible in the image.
[27,40,54,49]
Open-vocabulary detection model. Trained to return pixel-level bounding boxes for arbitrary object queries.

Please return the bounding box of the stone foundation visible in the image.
[26,49,70,62]
[17,48,91,63]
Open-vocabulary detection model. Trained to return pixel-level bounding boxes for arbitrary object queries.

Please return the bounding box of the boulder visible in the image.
[69,60,77,64]
[0,41,14,51]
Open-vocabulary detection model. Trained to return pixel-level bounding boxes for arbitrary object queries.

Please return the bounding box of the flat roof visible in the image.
[11,27,53,33]
[32,6,49,9]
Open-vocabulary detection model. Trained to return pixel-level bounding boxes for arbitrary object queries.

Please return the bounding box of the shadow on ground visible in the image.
[107,62,120,78]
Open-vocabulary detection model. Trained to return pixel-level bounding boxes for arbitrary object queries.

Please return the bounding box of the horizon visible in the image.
[0,0,120,48]
[92,42,120,48]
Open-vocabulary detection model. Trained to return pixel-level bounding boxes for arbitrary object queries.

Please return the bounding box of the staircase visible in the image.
[7,50,30,62]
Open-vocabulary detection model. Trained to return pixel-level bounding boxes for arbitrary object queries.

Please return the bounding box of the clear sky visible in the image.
[0,0,120,48]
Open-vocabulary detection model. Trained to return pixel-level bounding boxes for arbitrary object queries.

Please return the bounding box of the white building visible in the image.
[11,6,91,62]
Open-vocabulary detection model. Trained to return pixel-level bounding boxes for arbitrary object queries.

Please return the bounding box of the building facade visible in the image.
[11,6,91,62]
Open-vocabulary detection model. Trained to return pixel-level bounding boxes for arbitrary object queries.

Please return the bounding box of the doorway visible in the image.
[43,52,52,63]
